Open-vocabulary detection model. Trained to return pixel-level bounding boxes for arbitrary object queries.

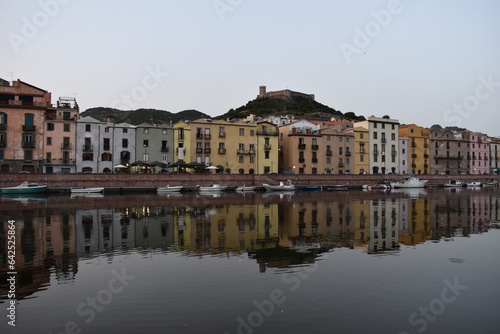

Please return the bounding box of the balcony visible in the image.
[391,151,397,156]
[298,144,306,150]
[311,144,319,150]
[424,164,429,169]
[381,138,387,144]
[373,150,379,155]
[345,151,351,156]
[256,130,279,136]
[196,148,203,154]
[411,142,417,147]
[161,147,169,152]
[0,123,6,130]
[83,145,93,152]
[424,154,429,159]
[0,141,6,147]
[204,134,211,140]
[204,148,211,154]
[22,124,36,131]
[196,134,203,140]
[326,150,332,156]
[61,143,72,150]
[424,143,429,148]
[219,132,226,138]
[338,162,344,168]
[237,149,246,155]
[22,141,35,148]
[248,149,255,155]
[264,144,272,150]
[312,158,318,163]
[411,154,417,158]
[218,148,226,154]
[299,158,305,163]
[435,155,463,160]
[411,163,417,168]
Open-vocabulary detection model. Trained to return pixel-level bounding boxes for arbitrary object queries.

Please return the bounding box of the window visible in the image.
[0,112,7,125]
[162,129,167,135]
[264,151,270,159]
[239,128,244,136]
[250,156,255,163]
[47,137,52,146]
[63,112,71,120]
[373,123,377,129]
[63,124,70,132]
[105,127,109,133]
[47,123,54,131]
[391,133,395,141]
[143,140,149,147]
[178,128,184,140]
[360,133,364,139]
[382,123,385,129]
[46,152,51,162]
[250,130,254,136]
[24,150,33,161]
[373,132,378,139]
[83,153,93,161]
[123,128,128,133]
[86,124,91,132]
[339,147,343,155]
[339,137,342,142]
[239,155,244,163]
[122,139,128,148]
[144,128,149,134]
[103,138,110,151]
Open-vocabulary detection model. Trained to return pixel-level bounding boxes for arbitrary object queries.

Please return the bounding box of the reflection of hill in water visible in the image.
[248,246,329,273]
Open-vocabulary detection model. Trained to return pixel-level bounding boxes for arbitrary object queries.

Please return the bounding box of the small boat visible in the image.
[1,181,47,194]
[363,184,390,190]
[444,180,463,187]
[326,184,348,191]
[300,186,318,192]
[466,181,482,187]
[263,180,295,192]
[70,193,104,198]
[235,185,256,192]
[198,184,227,192]
[70,187,104,194]
[483,180,498,187]
[390,176,427,188]
[157,185,183,193]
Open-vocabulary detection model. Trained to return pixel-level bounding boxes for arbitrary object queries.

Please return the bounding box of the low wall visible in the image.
[1,173,499,192]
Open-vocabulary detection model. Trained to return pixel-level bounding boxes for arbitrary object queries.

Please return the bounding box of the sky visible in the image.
[2,0,500,135]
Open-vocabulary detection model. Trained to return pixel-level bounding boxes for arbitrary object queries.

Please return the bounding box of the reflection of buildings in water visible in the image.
[0,211,77,300]
[491,194,500,223]
[431,191,491,239]
[368,199,400,254]
[171,204,280,254]
[398,197,431,246]
[75,209,135,257]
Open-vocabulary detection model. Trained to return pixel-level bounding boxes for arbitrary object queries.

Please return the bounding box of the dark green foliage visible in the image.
[81,107,211,125]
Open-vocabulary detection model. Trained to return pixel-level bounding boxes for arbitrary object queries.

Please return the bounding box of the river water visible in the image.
[1,188,499,334]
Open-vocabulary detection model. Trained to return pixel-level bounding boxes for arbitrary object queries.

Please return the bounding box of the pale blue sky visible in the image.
[2,0,499,135]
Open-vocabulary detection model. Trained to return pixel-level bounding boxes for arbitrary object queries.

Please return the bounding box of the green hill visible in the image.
[81,107,210,125]
[215,96,364,121]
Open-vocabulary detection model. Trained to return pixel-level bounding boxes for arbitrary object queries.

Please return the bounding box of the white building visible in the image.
[76,116,136,173]
[354,116,400,174]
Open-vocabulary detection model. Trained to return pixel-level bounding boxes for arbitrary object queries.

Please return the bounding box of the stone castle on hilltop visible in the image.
[257,86,315,102]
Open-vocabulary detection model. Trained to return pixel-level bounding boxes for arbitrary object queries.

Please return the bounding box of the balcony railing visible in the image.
[411,142,417,147]
[256,130,279,136]
[298,144,306,150]
[299,158,305,163]
[161,147,169,152]
[381,138,387,144]
[204,134,211,140]
[311,145,319,150]
[326,150,332,156]
[22,141,35,148]
[218,148,226,154]
[0,123,6,130]
[196,134,203,140]
[411,154,417,158]
[264,144,272,150]
[219,132,226,138]
[237,149,246,155]
[338,162,344,168]
[345,151,351,156]
[196,148,203,154]
[61,143,72,150]
[83,145,93,152]
[204,148,211,154]
[0,141,6,147]
[435,155,463,160]
[248,149,255,155]
[23,124,36,131]
[312,158,318,163]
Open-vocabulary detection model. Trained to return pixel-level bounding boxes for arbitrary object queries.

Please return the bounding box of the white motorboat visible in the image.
[444,180,463,187]
[263,180,295,192]
[466,182,482,187]
[198,184,227,192]
[390,176,427,188]
[70,187,104,194]
[157,185,184,193]
[235,185,256,192]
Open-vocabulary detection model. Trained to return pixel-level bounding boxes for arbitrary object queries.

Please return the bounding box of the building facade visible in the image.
[468,132,489,174]
[399,124,430,174]
[429,126,468,174]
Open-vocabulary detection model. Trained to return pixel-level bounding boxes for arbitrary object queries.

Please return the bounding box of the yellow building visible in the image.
[399,124,430,174]
[353,126,370,174]
[398,197,431,246]
[279,120,321,174]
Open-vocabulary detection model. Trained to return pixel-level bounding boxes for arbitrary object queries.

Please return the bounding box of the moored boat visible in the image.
[300,186,318,192]
[1,181,48,194]
[390,176,427,188]
[466,181,482,187]
[157,185,184,193]
[444,180,463,187]
[70,187,104,194]
[235,185,256,192]
[198,184,227,192]
[326,184,348,191]
[263,180,295,192]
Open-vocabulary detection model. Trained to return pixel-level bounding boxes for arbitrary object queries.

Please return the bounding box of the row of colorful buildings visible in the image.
[1,78,499,174]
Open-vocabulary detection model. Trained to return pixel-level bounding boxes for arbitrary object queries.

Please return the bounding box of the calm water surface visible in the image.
[1,188,499,334]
